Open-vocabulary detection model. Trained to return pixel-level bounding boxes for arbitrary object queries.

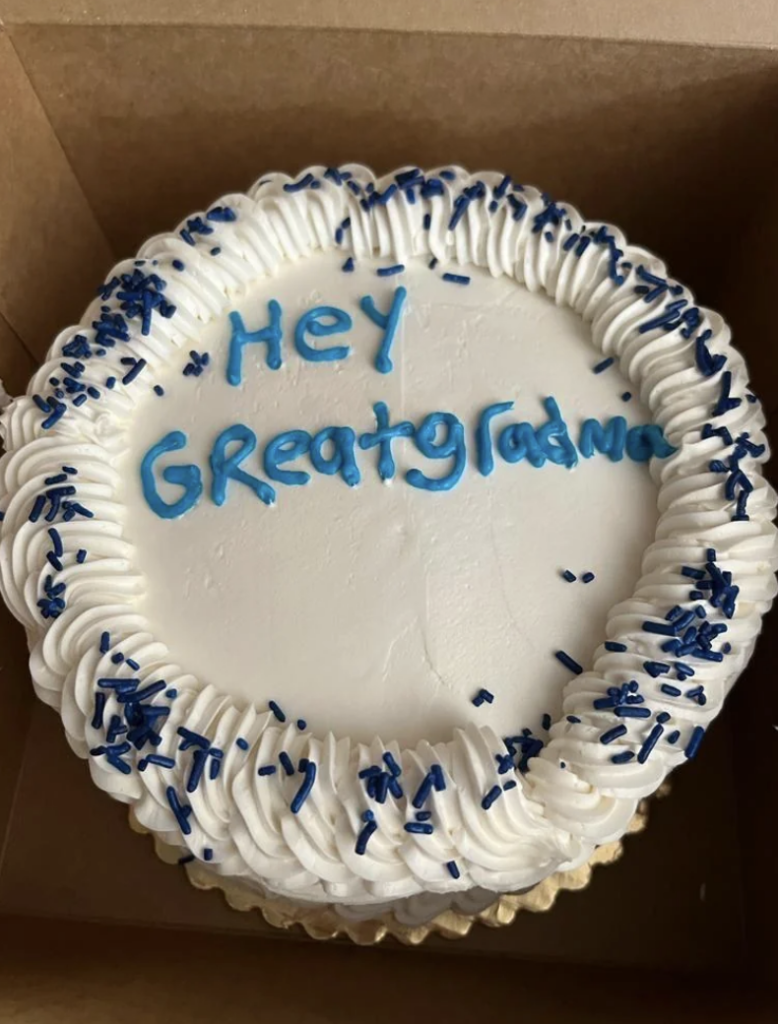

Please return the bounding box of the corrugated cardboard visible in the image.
[0,2,776,1018]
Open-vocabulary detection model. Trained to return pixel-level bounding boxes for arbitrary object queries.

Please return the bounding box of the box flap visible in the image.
[0,30,114,358]
[0,914,773,1023]
[3,0,778,48]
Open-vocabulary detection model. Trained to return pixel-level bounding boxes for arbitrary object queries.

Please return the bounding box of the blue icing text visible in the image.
[140,399,676,518]
[210,424,276,506]
[141,431,203,519]
[139,286,677,519]
[359,287,408,374]
[294,306,352,363]
[225,288,406,384]
[358,402,415,481]
[227,304,282,384]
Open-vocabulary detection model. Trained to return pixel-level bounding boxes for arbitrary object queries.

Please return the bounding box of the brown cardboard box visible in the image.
[1,2,777,1019]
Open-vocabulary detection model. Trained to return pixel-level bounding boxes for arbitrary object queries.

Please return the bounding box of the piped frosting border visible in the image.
[0,164,775,905]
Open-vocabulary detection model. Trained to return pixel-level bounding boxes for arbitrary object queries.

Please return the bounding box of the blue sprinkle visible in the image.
[72,394,88,407]
[446,860,460,879]
[481,785,502,810]
[125,658,140,671]
[111,652,125,665]
[621,392,632,402]
[341,257,355,273]
[165,787,192,835]
[685,685,707,706]
[203,848,214,861]
[76,548,87,563]
[106,377,116,389]
[284,173,315,192]
[100,631,111,654]
[166,688,177,698]
[431,764,446,791]
[656,711,671,724]
[681,566,705,580]
[404,822,434,835]
[643,661,670,678]
[178,854,195,865]
[290,760,317,813]
[604,641,627,653]
[47,527,63,557]
[685,725,705,759]
[153,385,165,397]
[415,811,432,822]
[555,650,583,675]
[472,687,494,707]
[361,809,375,822]
[172,259,185,271]
[355,819,378,854]
[642,621,677,637]
[236,737,249,750]
[581,571,595,584]
[542,713,552,731]
[382,751,402,777]
[562,569,577,582]
[722,642,732,654]
[442,272,471,286]
[377,264,405,277]
[611,751,635,764]
[660,683,682,697]
[667,730,681,745]
[411,772,434,809]
[210,247,221,256]
[176,726,209,750]
[439,169,456,181]
[423,213,432,230]
[206,206,236,222]
[268,700,286,723]
[139,754,176,771]
[600,724,628,745]
[278,752,295,776]
[428,257,439,269]
[121,358,147,385]
[593,357,614,374]
[566,715,581,724]
[614,706,652,719]
[296,719,307,730]
[638,724,664,764]
[91,692,107,730]
[258,765,276,776]
[502,779,517,791]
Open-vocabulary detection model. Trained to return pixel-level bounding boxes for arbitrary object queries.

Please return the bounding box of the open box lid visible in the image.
[0,1,777,1017]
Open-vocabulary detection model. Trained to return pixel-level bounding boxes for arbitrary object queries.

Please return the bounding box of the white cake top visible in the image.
[1,165,775,911]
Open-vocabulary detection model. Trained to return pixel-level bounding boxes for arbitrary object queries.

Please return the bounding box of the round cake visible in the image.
[1,164,775,926]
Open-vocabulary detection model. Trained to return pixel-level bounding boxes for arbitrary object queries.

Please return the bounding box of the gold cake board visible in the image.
[129,790,663,946]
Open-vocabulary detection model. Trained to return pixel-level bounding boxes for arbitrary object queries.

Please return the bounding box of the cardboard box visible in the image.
[1,2,776,1018]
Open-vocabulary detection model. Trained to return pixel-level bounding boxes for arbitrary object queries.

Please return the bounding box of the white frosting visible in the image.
[124,250,658,747]
[1,165,775,916]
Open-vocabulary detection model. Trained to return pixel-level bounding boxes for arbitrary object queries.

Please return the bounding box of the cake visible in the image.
[1,164,775,927]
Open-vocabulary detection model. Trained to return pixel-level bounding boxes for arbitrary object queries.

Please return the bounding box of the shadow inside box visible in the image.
[0,689,745,969]
[17,23,778,269]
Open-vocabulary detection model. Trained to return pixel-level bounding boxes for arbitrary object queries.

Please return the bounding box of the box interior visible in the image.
[1,5,777,1017]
